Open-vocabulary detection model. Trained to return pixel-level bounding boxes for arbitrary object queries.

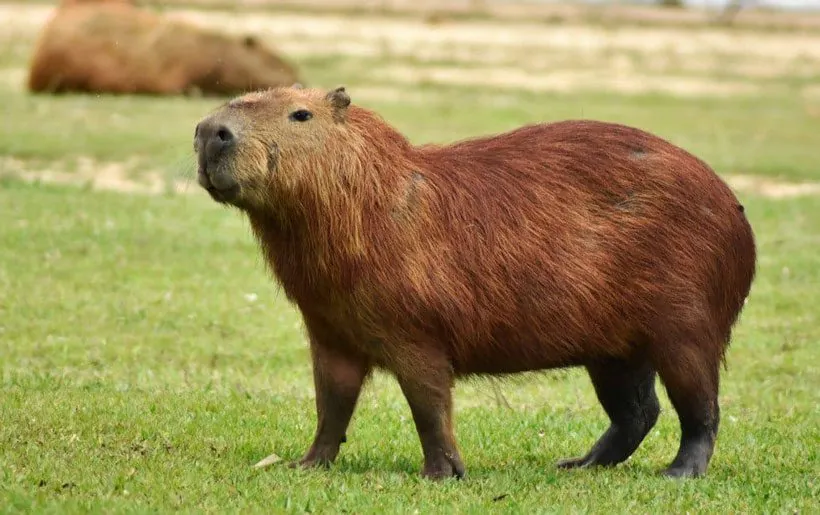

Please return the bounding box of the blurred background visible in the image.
[1,0,819,188]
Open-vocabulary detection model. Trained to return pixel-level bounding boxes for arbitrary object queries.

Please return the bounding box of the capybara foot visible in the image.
[557,421,654,470]
[661,453,709,478]
[289,445,339,471]
[663,463,705,478]
[662,436,713,478]
[289,456,331,470]
[556,455,596,469]
[421,452,466,480]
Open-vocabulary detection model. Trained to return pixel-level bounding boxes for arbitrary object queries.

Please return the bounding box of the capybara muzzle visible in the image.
[194,118,240,203]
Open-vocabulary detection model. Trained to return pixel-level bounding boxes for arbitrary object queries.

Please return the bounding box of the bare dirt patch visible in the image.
[0,4,51,34]
[377,65,761,97]
[0,156,195,196]
[725,174,820,199]
[0,67,25,89]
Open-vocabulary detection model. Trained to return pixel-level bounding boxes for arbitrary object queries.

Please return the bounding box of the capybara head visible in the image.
[196,34,301,97]
[194,85,355,208]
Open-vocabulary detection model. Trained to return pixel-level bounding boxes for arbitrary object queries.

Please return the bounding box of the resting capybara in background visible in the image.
[193,85,756,480]
[27,0,300,96]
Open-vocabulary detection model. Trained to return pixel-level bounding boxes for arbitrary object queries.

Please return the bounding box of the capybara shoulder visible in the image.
[193,86,756,480]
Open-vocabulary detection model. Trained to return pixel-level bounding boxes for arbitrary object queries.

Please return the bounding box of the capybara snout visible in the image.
[195,119,240,202]
[196,85,756,481]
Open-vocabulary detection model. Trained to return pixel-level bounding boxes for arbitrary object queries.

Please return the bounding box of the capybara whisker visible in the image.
[191,85,756,481]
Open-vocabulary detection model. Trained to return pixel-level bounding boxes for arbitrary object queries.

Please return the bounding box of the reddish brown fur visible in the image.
[28,1,300,96]
[193,86,756,480]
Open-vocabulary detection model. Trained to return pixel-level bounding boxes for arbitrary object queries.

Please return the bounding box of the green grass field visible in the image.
[1,3,819,513]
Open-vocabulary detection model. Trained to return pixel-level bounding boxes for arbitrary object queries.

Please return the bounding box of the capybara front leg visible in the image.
[395,358,465,480]
[653,342,721,478]
[558,357,659,470]
[292,339,371,470]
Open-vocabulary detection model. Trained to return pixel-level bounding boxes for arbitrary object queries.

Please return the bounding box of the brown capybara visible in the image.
[193,85,756,480]
[27,1,300,96]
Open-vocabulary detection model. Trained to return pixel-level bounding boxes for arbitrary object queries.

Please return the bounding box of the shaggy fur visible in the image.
[28,0,300,96]
[193,86,757,480]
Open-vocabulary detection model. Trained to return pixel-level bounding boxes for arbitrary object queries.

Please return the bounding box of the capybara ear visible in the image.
[242,35,258,48]
[326,86,351,122]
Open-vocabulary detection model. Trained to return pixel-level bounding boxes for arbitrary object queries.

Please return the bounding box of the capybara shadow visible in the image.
[28,0,301,96]
[192,85,756,482]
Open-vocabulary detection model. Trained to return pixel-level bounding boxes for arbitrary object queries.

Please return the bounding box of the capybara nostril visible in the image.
[196,122,235,165]
[216,126,233,144]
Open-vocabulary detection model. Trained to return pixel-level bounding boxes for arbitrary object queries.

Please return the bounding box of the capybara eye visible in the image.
[289,109,313,122]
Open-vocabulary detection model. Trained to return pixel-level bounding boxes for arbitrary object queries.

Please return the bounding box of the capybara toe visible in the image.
[290,456,332,471]
[421,458,465,480]
[662,463,705,479]
[420,466,462,481]
[556,456,593,470]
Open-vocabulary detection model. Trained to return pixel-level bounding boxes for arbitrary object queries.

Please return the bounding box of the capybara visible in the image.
[193,85,756,480]
[28,0,300,96]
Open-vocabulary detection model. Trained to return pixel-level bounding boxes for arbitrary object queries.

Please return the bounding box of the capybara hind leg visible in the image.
[291,338,371,470]
[653,341,721,478]
[558,358,659,470]
[395,354,465,480]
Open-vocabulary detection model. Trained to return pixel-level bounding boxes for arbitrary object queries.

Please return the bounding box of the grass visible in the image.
[1,6,819,514]
[1,181,818,514]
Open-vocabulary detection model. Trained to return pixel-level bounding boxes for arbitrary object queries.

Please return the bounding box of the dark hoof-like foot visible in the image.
[556,424,646,471]
[421,453,466,480]
[662,462,707,478]
[555,406,661,473]
[289,445,338,471]
[289,457,332,470]
[556,456,596,469]
[663,434,713,478]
